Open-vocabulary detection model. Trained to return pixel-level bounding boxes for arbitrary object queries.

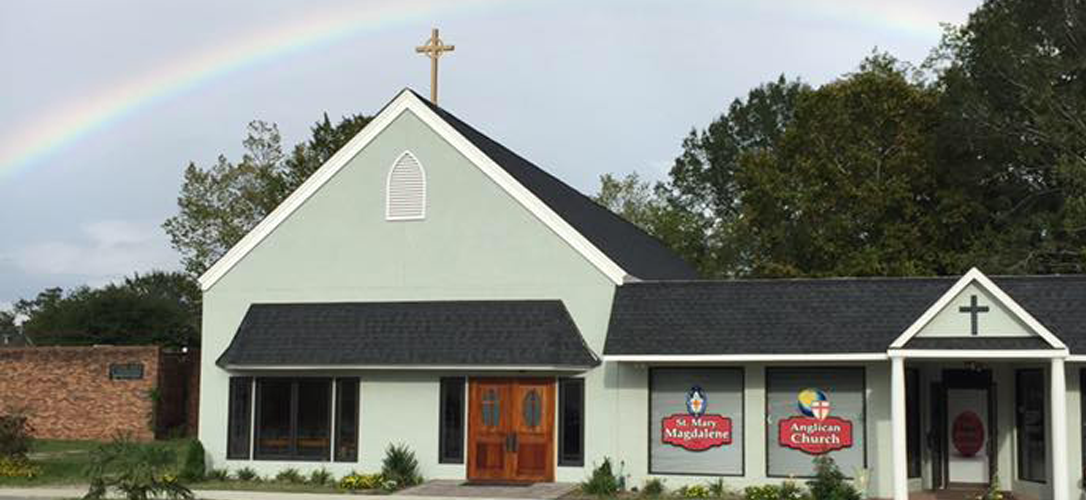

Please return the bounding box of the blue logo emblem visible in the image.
[686,386,708,417]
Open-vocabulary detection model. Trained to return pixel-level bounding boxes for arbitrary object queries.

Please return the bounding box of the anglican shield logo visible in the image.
[661,385,732,451]
[686,386,708,417]
[779,388,853,455]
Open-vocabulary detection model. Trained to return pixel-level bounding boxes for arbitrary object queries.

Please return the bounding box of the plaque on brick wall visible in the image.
[109,363,144,380]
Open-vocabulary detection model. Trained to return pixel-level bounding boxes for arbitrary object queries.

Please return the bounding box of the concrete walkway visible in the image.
[0,482,578,500]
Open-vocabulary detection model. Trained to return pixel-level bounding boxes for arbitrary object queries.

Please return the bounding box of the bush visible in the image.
[178,440,205,482]
[580,458,620,497]
[309,467,333,485]
[807,456,860,500]
[0,413,34,460]
[678,484,711,499]
[206,468,229,481]
[641,477,666,498]
[380,443,422,490]
[275,467,304,484]
[339,472,384,490]
[234,467,258,482]
[82,437,193,500]
[745,482,808,500]
[0,456,40,478]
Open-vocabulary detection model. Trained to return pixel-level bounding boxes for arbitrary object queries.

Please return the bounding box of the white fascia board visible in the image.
[222,364,595,371]
[1065,355,1086,363]
[604,353,888,363]
[888,268,1065,350]
[198,89,629,290]
[887,349,1068,359]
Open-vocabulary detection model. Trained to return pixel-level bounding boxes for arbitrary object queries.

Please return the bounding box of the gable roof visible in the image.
[604,275,1086,356]
[216,300,599,369]
[889,268,1064,349]
[197,89,696,291]
[414,92,697,281]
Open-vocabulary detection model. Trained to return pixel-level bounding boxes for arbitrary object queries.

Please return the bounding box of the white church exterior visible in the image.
[197,89,1086,500]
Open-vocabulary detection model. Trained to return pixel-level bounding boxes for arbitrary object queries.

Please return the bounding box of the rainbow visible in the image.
[0,0,959,180]
[0,0,496,180]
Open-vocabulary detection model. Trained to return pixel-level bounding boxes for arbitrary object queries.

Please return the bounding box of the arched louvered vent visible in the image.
[386,151,426,220]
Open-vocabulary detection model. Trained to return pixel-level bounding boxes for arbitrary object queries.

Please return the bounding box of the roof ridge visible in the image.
[624,274,1086,286]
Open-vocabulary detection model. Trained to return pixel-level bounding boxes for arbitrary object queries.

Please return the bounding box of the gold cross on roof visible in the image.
[415,28,455,105]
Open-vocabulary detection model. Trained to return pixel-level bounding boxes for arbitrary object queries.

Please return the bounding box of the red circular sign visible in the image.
[952,411,985,457]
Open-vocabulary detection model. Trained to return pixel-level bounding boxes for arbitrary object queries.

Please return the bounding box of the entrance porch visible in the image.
[891,352,1069,500]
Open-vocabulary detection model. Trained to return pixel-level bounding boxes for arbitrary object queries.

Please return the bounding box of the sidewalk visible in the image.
[0,486,566,500]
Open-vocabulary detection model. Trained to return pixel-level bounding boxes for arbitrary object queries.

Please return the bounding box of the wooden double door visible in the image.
[467,378,555,483]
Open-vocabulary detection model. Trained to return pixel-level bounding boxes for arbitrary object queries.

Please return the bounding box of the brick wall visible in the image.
[0,346,160,441]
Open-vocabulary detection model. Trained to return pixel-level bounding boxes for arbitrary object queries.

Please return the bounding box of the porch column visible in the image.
[1050,357,1068,500]
[891,356,909,500]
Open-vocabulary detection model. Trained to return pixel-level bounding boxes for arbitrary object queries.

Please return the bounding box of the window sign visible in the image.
[650,368,743,475]
[767,368,865,477]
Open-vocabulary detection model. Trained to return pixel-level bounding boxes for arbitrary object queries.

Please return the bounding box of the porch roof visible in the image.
[603,275,1086,356]
[217,300,600,370]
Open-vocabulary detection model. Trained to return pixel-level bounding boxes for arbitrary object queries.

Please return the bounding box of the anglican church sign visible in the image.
[778,388,854,455]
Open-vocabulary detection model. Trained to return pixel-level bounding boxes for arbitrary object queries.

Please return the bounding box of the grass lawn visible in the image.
[0,438,190,487]
[0,439,386,495]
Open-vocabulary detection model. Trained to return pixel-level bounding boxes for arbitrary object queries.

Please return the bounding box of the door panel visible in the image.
[467,378,555,483]
[510,379,555,482]
[468,380,512,481]
[946,388,989,484]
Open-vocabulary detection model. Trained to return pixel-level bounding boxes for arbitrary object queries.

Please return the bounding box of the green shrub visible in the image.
[82,437,193,500]
[745,482,807,500]
[339,471,384,490]
[580,458,620,497]
[178,440,205,482]
[807,456,860,500]
[0,456,40,478]
[380,443,422,490]
[206,468,229,481]
[234,467,258,482]
[0,413,33,460]
[275,467,304,484]
[678,484,711,498]
[641,477,666,498]
[309,467,333,485]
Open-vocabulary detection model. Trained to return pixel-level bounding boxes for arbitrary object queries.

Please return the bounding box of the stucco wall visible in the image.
[198,108,619,479]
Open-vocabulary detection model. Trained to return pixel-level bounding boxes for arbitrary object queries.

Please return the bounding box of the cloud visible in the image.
[11,219,177,280]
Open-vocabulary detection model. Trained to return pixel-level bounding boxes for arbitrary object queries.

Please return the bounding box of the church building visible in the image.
[198,88,1086,500]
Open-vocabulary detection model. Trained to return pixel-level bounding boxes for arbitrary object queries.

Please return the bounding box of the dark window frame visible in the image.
[227,377,253,460]
[558,377,585,467]
[438,377,465,464]
[1016,368,1046,483]
[334,378,360,462]
[906,368,921,478]
[254,377,333,462]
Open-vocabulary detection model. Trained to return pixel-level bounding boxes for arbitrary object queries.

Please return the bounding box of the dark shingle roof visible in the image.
[413,91,698,281]
[604,276,1086,355]
[217,301,599,368]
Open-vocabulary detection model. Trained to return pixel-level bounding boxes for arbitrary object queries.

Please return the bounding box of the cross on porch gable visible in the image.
[958,294,990,336]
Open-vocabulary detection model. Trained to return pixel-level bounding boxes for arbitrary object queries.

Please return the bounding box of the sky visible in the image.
[0,0,982,307]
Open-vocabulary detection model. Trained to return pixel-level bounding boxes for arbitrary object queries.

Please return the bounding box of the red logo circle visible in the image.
[952,411,985,457]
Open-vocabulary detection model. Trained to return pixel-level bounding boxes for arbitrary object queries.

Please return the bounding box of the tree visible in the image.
[0,310,20,345]
[14,271,200,348]
[930,0,1086,273]
[661,76,810,277]
[164,113,372,276]
[732,55,952,277]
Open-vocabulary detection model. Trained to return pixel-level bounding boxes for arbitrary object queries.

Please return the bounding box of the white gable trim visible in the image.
[606,353,888,362]
[888,268,1065,349]
[197,90,629,290]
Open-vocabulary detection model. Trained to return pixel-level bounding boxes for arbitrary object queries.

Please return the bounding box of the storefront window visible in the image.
[906,369,920,478]
[649,367,744,476]
[255,378,332,460]
[766,367,866,477]
[227,377,252,460]
[1016,369,1046,482]
[334,379,359,462]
